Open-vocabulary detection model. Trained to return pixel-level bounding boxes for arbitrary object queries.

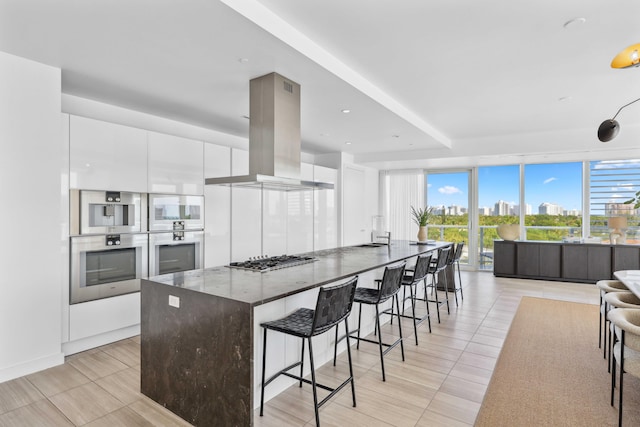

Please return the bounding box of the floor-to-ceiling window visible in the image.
[590,159,640,243]
[477,165,520,270]
[379,157,637,272]
[523,162,582,241]
[426,170,470,264]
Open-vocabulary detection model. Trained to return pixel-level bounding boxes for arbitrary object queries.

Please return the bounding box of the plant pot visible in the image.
[417,226,428,242]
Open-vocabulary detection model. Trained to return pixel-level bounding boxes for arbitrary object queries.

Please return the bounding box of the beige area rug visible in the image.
[475,297,640,426]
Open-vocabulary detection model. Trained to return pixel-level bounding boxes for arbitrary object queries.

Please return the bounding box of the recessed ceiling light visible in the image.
[345,141,352,145]
[563,17,586,29]
[558,96,572,102]
[238,58,249,63]
[341,109,351,114]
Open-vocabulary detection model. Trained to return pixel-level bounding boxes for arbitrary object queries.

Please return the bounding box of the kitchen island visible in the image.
[140,240,450,426]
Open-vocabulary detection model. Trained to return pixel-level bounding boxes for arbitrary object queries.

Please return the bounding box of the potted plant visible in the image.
[411,205,434,241]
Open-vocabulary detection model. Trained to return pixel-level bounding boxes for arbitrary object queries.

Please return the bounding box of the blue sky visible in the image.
[426,163,583,212]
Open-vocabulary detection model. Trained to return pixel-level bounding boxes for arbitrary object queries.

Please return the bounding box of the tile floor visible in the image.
[0,272,599,426]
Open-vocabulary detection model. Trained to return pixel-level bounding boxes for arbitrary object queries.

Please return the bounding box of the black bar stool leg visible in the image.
[375,305,386,381]
[395,294,405,361]
[260,328,268,416]
[299,338,305,387]
[457,262,463,301]
[333,325,339,366]
[409,282,418,345]
[357,303,362,350]
[307,337,321,427]
[344,320,356,407]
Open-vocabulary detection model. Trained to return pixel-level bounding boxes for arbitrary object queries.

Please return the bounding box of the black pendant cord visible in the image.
[611,96,640,120]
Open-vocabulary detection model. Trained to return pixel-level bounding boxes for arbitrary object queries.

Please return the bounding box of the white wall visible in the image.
[0,52,64,381]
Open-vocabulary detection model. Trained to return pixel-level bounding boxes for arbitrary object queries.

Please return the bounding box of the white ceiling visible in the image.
[2,0,640,168]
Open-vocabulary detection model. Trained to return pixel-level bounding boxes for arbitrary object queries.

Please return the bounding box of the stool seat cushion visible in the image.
[261,308,314,338]
[354,287,382,304]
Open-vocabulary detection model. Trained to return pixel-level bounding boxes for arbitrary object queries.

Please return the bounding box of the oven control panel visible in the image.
[106,234,121,246]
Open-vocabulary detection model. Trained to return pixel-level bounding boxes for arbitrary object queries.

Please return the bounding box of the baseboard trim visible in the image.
[0,351,65,383]
[63,324,140,356]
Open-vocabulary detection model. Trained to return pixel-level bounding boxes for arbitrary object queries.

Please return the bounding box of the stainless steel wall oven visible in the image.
[149,230,204,276]
[70,233,148,304]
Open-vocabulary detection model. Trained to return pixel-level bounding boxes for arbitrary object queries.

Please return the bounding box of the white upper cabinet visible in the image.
[69,116,147,192]
[148,131,204,195]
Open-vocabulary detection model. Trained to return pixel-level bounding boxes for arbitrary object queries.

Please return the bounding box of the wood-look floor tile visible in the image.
[49,382,125,426]
[94,367,141,405]
[0,399,73,427]
[448,361,494,386]
[67,351,128,381]
[426,391,480,425]
[355,368,436,408]
[438,375,487,403]
[83,406,153,427]
[258,384,315,423]
[100,339,140,367]
[464,341,501,358]
[456,351,497,371]
[127,397,193,427]
[254,404,307,427]
[0,377,44,415]
[334,383,424,427]
[305,401,394,427]
[26,363,90,397]
[415,409,473,427]
[470,332,505,348]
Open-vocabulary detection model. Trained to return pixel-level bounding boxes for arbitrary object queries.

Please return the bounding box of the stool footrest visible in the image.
[348,333,403,354]
[267,365,353,409]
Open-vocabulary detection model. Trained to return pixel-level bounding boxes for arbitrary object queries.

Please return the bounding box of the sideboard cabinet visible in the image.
[493,240,640,284]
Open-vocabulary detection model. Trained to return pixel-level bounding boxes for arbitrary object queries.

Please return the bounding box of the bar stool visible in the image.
[259,276,358,427]
[347,262,406,381]
[450,242,464,306]
[425,246,452,323]
[391,253,433,345]
[598,280,629,359]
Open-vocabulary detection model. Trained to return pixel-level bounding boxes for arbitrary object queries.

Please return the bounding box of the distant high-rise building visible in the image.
[563,209,581,216]
[479,206,492,215]
[539,202,563,215]
[447,205,466,215]
[494,200,511,216]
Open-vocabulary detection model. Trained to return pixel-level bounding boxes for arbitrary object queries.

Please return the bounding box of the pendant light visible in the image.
[597,97,640,142]
[611,43,640,69]
[597,42,640,142]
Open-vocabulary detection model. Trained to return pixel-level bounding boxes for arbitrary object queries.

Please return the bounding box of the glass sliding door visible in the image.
[426,170,470,265]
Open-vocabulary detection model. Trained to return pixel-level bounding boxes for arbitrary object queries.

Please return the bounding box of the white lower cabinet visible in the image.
[68,292,140,345]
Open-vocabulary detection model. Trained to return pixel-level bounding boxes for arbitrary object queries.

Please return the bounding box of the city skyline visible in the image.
[426,163,584,214]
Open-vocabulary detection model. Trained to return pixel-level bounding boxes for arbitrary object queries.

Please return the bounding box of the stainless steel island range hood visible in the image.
[206,72,334,191]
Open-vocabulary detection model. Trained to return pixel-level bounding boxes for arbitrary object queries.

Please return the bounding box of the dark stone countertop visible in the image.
[144,240,451,307]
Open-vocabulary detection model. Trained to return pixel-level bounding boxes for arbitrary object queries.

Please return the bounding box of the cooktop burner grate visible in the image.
[228,255,316,272]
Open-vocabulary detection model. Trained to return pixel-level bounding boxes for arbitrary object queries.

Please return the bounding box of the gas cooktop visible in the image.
[228,255,316,272]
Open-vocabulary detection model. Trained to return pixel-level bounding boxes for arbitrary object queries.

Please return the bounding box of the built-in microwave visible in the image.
[70,233,148,304]
[148,194,204,231]
[148,230,204,276]
[70,190,146,235]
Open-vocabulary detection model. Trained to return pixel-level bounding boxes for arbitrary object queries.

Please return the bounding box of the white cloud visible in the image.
[438,185,461,195]
[543,177,557,184]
